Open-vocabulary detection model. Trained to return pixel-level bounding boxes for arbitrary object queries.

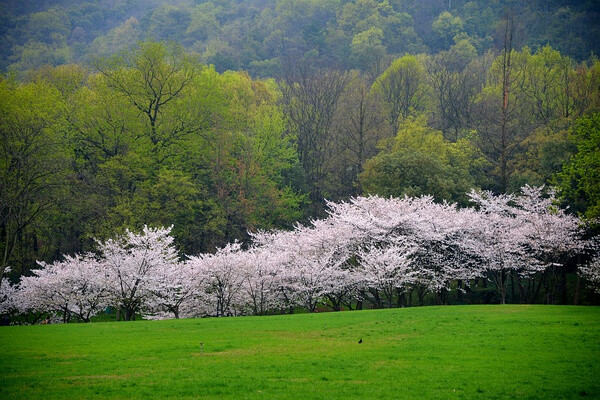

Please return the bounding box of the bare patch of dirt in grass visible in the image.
[268,377,311,383]
[343,380,369,384]
[60,374,143,386]
[64,374,136,380]
[33,354,88,360]
[489,305,534,314]
[191,347,260,358]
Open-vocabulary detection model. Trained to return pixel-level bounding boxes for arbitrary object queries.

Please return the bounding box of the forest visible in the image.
[1,0,599,74]
[1,0,600,316]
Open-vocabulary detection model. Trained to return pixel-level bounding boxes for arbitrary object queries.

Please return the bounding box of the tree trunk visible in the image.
[499,13,514,193]
[417,286,425,306]
[396,288,405,308]
[560,269,568,305]
[515,275,526,303]
[369,289,383,309]
[499,269,507,305]
[356,299,363,310]
[510,273,516,304]
[531,273,546,304]
[574,274,582,305]
[327,294,342,311]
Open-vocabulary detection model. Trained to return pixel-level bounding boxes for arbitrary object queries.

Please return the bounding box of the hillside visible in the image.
[1,0,599,75]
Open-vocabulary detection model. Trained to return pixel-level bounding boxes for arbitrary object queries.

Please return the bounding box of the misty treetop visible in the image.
[1,0,599,75]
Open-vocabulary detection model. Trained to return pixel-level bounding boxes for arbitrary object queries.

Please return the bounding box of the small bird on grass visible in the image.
[358,338,362,344]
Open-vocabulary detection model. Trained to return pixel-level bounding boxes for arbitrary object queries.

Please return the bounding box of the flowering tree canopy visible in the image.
[3,186,597,323]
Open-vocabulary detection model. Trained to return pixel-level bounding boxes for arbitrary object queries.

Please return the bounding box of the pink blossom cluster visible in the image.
[1,186,596,323]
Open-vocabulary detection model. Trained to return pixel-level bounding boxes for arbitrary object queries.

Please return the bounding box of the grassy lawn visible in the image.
[1,305,599,399]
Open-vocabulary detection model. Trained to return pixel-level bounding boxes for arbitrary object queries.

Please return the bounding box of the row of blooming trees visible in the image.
[1,186,598,323]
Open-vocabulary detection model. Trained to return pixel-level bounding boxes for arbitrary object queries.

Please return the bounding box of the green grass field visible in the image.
[1,305,599,399]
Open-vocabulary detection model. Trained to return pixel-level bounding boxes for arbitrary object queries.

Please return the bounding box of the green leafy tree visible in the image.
[10,41,72,72]
[337,0,380,36]
[94,42,202,164]
[426,45,483,142]
[350,27,386,78]
[373,54,429,131]
[67,46,305,254]
[432,11,465,50]
[26,8,70,46]
[205,71,305,243]
[90,17,141,57]
[472,15,538,193]
[523,46,575,125]
[509,127,574,191]
[554,113,600,221]
[0,78,68,280]
[360,115,479,205]
[147,5,191,43]
[379,7,424,55]
[570,58,600,119]
[186,3,221,43]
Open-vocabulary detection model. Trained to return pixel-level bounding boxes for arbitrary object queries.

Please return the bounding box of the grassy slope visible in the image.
[1,305,599,399]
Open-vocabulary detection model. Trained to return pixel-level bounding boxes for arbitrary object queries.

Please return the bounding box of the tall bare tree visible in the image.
[280,60,348,216]
[329,72,387,197]
[473,13,537,193]
[426,51,487,142]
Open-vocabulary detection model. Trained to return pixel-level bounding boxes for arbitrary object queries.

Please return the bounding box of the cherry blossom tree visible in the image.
[468,189,537,304]
[468,186,587,304]
[16,266,66,321]
[407,203,486,304]
[249,230,296,313]
[0,273,17,319]
[251,228,328,313]
[145,258,205,319]
[580,255,600,294]
[7,185,595,322]
[97,225,179,321]
[325,195,427,308]
[251,217,361,313]
[288,220,359,312]
[356,241,415,308]
[16,254,108,322]
[52,255,109,322]
[513,185,586,303]
[188,242,249,317]
[325,195,486,306]
[240,245,286,315]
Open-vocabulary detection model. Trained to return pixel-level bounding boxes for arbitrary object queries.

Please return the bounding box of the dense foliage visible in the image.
[1,42,306,281]
[1,0,599,75]
[1,1,600,313]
